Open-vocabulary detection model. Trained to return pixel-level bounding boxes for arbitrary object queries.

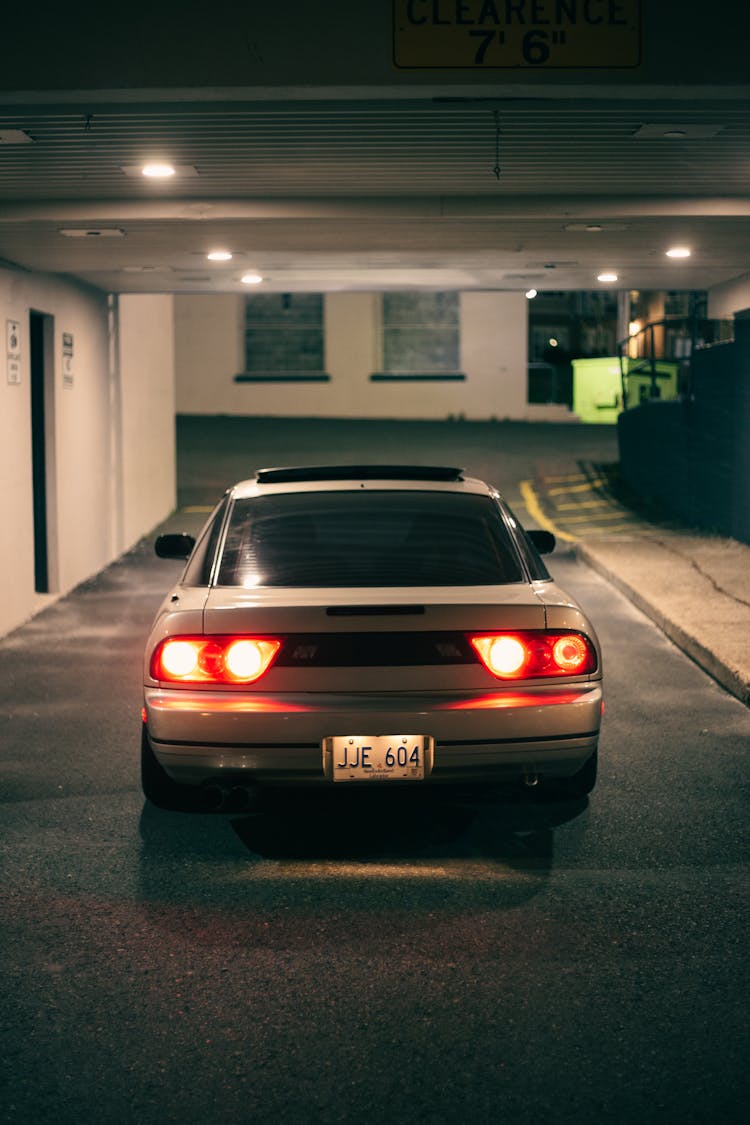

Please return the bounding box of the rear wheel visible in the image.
[141,724,194,811]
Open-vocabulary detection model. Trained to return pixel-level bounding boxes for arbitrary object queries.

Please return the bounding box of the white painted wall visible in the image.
[708,274,750,320]
[0,271,177,638]
[174,291,551,421]
[118,295,177,548]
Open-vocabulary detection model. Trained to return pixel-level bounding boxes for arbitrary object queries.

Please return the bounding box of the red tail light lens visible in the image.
[470,631,597,680]
[151,636,281,684]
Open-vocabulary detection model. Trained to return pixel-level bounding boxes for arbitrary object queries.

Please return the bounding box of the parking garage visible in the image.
[1,4,750,1123]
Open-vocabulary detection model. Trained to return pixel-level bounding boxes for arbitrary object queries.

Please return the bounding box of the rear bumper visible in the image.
[144,681,602,786]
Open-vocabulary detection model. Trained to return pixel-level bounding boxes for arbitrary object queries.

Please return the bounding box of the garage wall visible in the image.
[0,268,109,635]
[0,272,177,638]
[175,291,541,421]
[117,295,177,548]
[708,273,750,320]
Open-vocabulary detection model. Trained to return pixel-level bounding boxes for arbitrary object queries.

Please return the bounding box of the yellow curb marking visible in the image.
[556,499,610,510]
[519,480,577,543]
[547,480,605,495]
[182,505,214,513]
[562,511,634,524]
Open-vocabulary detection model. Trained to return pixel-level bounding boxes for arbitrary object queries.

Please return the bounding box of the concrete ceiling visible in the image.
[1,90,749,295]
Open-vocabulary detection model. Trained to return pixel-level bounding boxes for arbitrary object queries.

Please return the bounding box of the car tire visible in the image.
[541,747,598,800]
[140,723,193,811]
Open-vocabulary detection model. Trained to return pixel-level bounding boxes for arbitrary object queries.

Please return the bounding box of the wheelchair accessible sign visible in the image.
[393,0,641,68]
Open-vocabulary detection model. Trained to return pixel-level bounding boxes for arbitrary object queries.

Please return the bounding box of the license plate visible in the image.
[325,735,430,782]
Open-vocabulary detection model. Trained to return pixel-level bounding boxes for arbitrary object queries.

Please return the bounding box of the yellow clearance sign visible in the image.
[393,0,641,68]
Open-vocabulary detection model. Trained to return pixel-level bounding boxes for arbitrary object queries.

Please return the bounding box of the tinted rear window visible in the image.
[215,491,524,587]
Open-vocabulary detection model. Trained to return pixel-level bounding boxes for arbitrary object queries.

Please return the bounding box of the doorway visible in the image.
[29,310,58,594]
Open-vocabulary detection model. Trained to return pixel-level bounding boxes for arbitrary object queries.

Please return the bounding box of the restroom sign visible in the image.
[62,332,74,388]
[6,319,21,384]
[393,0,641,68]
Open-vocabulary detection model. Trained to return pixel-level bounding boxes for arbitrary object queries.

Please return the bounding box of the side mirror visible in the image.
[154,532,196,560]
[528,529,556,555]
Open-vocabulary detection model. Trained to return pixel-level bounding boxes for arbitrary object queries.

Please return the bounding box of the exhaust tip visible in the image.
[201,781,260,812]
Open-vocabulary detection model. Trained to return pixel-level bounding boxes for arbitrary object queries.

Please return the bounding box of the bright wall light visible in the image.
[525,289,537,299]
[141,163,176,178]
[241,272,264,285]
[666,246,691,259]
[597,271,618,283]
[207,250,233,261]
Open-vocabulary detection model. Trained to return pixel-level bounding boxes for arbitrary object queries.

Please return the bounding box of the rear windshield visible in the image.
[215,491,525,587]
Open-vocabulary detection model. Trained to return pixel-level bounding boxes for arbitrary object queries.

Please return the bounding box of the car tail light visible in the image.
[151,636,282,684]
[469,631,597,680]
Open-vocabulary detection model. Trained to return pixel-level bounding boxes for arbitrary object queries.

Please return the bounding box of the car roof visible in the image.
[231,465,496,500]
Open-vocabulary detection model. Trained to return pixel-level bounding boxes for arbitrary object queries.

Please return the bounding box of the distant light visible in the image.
[142,163,176,179]
[585,224,603,232]
[207,250,233,262]
[241,272,264,285]
[666,246,691,259]
[629,320,642,336]
[597,271,618,283]
[548,337,558,348]
[525,289,538,299]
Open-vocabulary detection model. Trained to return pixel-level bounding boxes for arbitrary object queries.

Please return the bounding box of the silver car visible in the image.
[142,466,602,810]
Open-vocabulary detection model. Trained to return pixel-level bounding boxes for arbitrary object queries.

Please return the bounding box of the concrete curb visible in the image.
[576,541,750,708]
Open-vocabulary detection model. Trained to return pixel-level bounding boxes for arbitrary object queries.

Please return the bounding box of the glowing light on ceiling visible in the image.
[141,163,176,178]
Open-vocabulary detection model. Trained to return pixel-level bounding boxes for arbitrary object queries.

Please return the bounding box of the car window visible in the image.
[182,495,229,585]
[215,491,525,587]
[500,501,552,582]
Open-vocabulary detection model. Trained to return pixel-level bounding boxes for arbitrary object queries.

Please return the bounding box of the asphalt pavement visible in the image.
[2,417,749,1125]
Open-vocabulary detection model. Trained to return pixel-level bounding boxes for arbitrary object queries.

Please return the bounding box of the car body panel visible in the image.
[142,467,603,801]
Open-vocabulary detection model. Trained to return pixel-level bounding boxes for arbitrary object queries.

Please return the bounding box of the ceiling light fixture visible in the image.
[241,272,264,285]
[207,250,233,262]
[666,246,691,259]
[597,272,618,283]
[525,289,537,299]
[59,228,125,238]
[141,162,176,178]
[0,129,33,145]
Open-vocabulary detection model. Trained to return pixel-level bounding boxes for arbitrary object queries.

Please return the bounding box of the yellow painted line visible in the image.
[562,511,633,524]
[588,524,648,535]
[182,505,214,513]
[539,473,587,483]
[556,499,609,510]
[519,480,577,543]
[547,480,605,496]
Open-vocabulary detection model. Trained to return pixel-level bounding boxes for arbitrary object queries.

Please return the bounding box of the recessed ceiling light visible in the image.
[59,228,125,238]
[597,272,618,283]
[241,272,264,285]
[121,265,172,273]
[142,163,175,178]
[525,289,538,299]
[564,223,628,232]
[121,164,198,178]
[0,129,33,145]
[207,250,233,262]
[632,123,724,139]
[666,246,691,259]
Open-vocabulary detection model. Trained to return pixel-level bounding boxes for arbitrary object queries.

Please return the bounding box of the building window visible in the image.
[375,292,462,380]
[237,293,328,382]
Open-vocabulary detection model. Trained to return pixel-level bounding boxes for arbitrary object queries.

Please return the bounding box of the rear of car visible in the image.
[142,467,602,809]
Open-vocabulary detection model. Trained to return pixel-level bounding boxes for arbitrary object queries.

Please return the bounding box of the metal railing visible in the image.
[618,315,733,408]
